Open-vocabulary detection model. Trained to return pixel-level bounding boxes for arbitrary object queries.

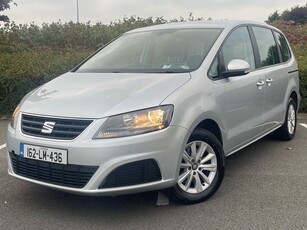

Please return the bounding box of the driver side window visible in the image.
[208,26,255,80]
[221,26,255,71]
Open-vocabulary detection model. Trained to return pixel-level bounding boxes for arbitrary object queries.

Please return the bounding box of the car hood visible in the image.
[20,72,190,118]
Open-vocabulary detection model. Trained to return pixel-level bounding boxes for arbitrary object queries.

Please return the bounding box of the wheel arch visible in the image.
[289,91,298,109]
[174,116,226,183]
[192,119,224,147]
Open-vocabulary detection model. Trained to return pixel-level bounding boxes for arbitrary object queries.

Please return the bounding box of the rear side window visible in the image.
[252,27,280,67]
[273,31,291,62]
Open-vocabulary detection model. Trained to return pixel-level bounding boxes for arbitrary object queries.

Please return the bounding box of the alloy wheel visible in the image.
[287,103,296,135]
[178,141,217,194]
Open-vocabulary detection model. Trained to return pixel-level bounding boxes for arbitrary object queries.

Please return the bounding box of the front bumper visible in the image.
[7,116,189,196]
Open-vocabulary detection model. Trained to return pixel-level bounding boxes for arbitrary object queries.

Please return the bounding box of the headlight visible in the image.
[10,104,20,129]
[94,105,174,139]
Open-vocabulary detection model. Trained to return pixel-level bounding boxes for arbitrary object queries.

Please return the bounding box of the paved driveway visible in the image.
[0,117,307,230]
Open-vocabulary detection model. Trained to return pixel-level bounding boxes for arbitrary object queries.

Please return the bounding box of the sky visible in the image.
[3,0,306,25]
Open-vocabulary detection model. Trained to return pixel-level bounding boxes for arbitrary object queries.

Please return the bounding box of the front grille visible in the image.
[21,114,93,140]
[10,153,99,188]
[99,159,162,189]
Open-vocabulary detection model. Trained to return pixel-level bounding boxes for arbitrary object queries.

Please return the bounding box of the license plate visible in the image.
[20,143,68,165]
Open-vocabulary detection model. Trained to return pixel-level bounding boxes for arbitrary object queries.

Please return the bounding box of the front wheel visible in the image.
[168,129,225,204]
[275,98,297,141]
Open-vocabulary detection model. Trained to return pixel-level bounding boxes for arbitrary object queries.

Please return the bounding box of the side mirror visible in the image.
[223,59,251,78]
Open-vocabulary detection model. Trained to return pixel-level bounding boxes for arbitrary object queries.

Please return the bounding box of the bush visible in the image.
[0,16,165,116]
[294,45,307,112]
[0,47,91,114]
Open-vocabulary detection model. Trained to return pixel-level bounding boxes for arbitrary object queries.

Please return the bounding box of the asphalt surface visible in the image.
[0,117,307,230]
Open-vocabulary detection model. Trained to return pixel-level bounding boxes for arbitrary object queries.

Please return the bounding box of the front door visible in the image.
[216,26,266,153]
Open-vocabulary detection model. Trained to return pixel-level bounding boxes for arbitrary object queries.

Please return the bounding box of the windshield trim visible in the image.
[76,68,192,74]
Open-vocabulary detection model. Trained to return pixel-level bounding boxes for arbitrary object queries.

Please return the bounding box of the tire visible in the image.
[168,129,225,204]
[275,98,297,141]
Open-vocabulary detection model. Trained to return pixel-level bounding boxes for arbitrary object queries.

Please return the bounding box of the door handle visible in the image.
[266,78,274,86]
[256,81,265,89]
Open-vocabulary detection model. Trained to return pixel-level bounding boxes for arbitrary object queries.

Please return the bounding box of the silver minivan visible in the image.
[7,20,300,204]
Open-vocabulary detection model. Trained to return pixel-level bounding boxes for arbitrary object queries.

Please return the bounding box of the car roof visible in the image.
[125,20,273,34]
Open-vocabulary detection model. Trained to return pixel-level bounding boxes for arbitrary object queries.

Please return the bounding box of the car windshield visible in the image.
[76,28,222,73]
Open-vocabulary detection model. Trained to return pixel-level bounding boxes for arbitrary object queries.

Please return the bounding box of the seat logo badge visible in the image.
[41,121,56,134]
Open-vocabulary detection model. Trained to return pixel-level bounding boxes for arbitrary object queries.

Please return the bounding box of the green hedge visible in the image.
[0,16,165,115]
[0,18,306,116]
[294,45,307,112]
[0,47,91,114]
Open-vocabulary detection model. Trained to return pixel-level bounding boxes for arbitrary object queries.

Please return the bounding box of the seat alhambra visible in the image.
[7,20,300,204]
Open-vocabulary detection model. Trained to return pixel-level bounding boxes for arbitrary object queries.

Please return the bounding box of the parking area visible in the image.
[0,116,307,230]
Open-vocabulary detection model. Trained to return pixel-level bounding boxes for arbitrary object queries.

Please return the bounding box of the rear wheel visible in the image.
[168,129,225,204]
[275,98,297,141]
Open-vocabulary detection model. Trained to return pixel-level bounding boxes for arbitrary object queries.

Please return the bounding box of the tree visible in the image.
[268,11,281,23]
[283,5,307,24]
[267,4,307,24]
[0,0,15,22]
